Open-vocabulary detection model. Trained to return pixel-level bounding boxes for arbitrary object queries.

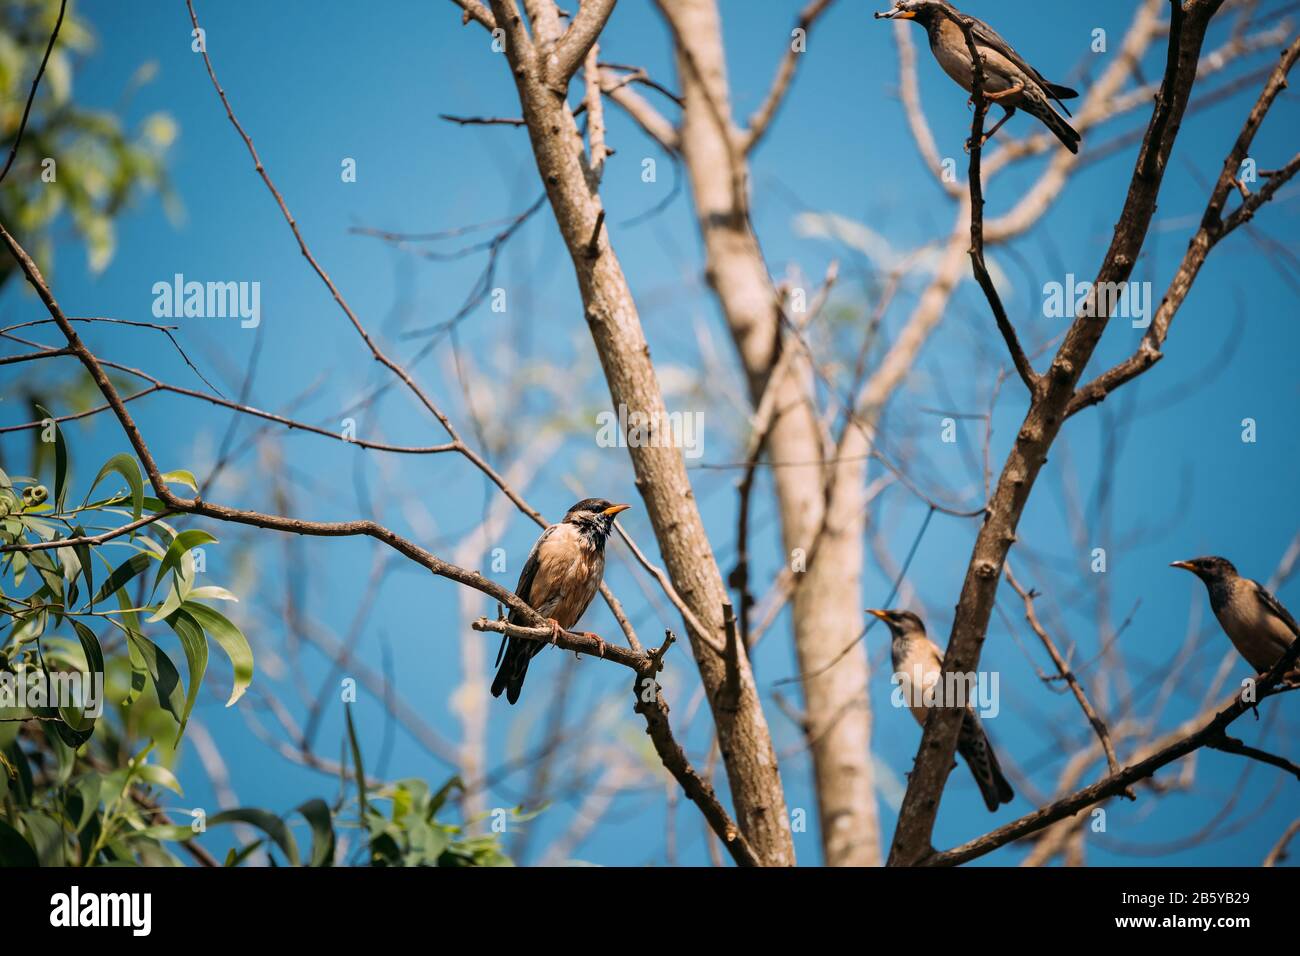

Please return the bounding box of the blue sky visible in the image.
[2,0,1297,865]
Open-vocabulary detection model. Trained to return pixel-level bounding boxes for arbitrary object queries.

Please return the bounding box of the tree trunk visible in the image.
[489,0,796,865]
[658,0,880,866]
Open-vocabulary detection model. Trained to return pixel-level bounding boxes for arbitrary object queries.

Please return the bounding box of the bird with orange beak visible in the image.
[1171,556,1299,682]
[491,498,631,704]
[868,608,1014,812]
[875,0,1080,153]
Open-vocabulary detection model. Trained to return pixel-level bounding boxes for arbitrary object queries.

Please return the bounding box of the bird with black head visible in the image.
[875,0,1081,153]
[490,498,631,704]
[1171,556,1299,681]
[868,607,1014,812]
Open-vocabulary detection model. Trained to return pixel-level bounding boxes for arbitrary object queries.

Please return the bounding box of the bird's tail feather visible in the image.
[490,636,532,705]
[959,712,1015,812]
[1028,99,1080,154]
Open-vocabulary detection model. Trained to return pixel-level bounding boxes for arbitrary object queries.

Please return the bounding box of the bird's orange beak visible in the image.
[875,8,914,19]
[602,503,631,517]
[866,608,891,621]
[1170,560,1194,571]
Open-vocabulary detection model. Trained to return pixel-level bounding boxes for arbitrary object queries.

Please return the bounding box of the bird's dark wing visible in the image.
[970,18,1077,114]
[491,525,558,702]
[1252,579,1300,641]
[506,525,553,625]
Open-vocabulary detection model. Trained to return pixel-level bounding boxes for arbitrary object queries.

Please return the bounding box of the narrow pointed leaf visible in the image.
[209,809,299,867]
[345,706,368,819]
[93,552,153,604]
[152,529,217,597]
[180,602,252,706]
[125,632,185,724]
[166,609,208,744]
[87,453,144,522]
[159,470,198,492]
[295,799,336,867]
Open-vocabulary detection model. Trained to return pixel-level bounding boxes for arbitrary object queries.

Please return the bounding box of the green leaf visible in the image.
[185,585,238,603]
[405,815,450,865]
[152,529,217,597]
[180,602,252,706]
[10,551,27,587]
[20,811,64,866]
[428,775,465,817]
[27,549,64,610]
[134,823,200,843]
[223,841,263,868]
[114,588,147,707]
[165,609,207,744]
[146,580,186,624]
[87,453,144,523]
[134,762,183,797]
[93,552,153,604]
[69,526,94,610]
[345,705,368,819]
[71,775,102,833]
[69,620,105,680]
[123,630,146,708]
[159,470,198,492]
[295,799,336,868]
[34,404,69,513]
[0,819,39,867]
[125,631,185,724]
[209,809,300,867]
[64,621,105,739]
[52,715,94,750]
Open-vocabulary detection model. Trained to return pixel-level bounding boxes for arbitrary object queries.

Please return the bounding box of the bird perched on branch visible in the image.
[875,0,1081,154]
[491,498,631,704]
[868,608,1014,812]
[1171,556,1300,682]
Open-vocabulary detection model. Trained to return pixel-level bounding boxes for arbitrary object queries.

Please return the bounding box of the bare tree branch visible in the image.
[926,644,1300,866]
[888,0,1232,868]
[1068,36,1300,417]
[740,0,835,153]
[483,0,796,864]
[1005,563,1124,779]
[1263,818,1300,866]
[449,0,497,30]
[551,0,618,86]
[891,20,963,199]
[956,9,1038,394]
[599,67,680,151]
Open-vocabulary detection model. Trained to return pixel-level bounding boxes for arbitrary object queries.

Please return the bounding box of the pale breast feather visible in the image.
[892,637,945,726]
[529,522,604,630]
[1214,577,1295,672]
[931,17,1018,96]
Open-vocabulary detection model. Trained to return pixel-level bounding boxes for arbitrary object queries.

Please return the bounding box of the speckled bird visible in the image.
[1171,556,1299,681]
[869,608,1014,812]
[875,0,1081,154]
[490,498,630,704]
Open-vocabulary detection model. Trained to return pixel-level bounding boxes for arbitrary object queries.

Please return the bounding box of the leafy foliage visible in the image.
[0,0,176,288]
[0,429,515,866]
[345,708,514,867]
[0,0,518,870]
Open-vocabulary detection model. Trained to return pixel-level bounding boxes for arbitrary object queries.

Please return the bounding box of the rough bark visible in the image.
[888,0,1226,866]
[657,0,880,866]
[487,0,795,865]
